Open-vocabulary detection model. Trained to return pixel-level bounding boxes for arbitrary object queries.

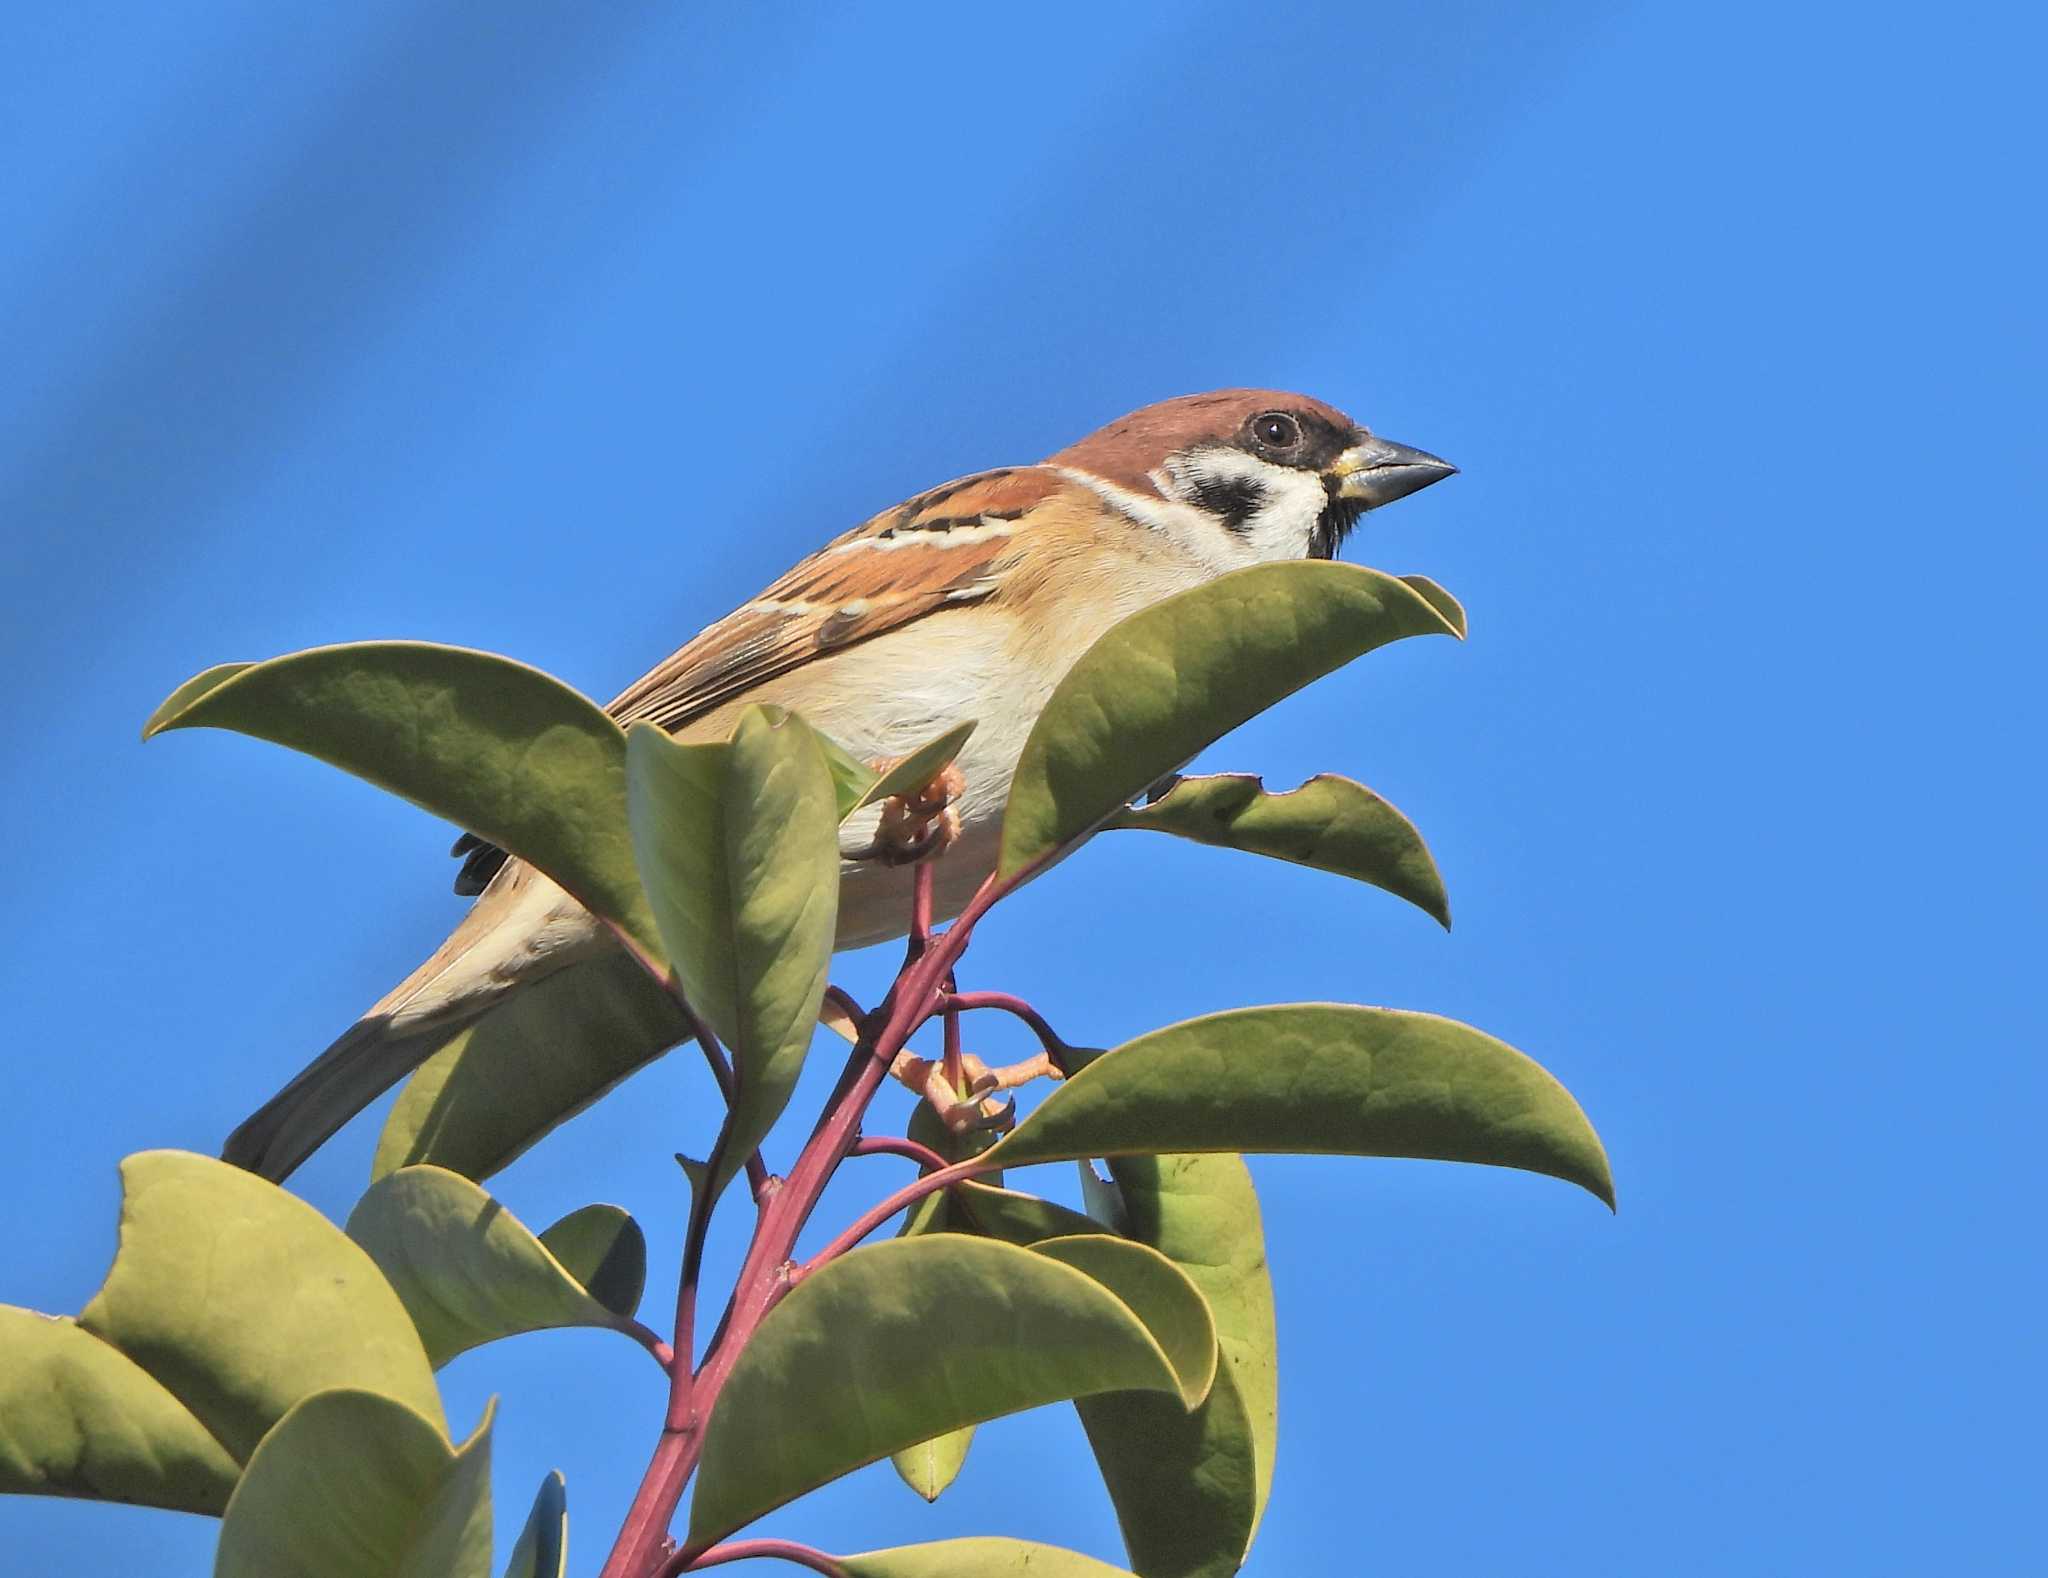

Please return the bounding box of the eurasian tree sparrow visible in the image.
[225,389,1454,1180]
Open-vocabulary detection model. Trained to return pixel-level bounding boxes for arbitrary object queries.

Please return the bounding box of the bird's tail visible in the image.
[223,860,599,1182]
[221,1009,488,1182]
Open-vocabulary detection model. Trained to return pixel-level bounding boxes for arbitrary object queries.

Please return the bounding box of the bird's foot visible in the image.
[853,762,965,867]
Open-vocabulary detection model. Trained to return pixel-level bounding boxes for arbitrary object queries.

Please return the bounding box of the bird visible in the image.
[223,389,1455,1181]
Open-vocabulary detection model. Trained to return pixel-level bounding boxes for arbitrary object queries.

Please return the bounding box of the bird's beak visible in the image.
[1331,432,1457,509]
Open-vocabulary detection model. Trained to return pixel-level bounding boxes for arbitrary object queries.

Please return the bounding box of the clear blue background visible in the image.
[3,2,2039,1573]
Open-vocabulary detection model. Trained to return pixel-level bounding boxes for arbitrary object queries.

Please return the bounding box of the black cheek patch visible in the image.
[1188,473,1268,534]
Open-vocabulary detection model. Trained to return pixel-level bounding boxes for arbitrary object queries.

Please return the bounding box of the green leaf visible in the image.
[998,562,1459,879]
[674,1153,711,1201]
[0,1307,240,1514]
[815,718,978,823]
[1077,1155,1279,1578]
[1107,772,1450,929]
[537,1204,647,1320]
[346,1167,647,1369]
[935,1180,1102,1245]
[888,1178,1102,1497]
[688,1235,1193,1546]
[77,1152,444,1464]
[215,1391,494,1578]
[1398,573,1467,638]
[1030,1236,1216,1409]
[626,709,839,1198]
[890,1426,973,1503]
[503,1470,568,1578]
[906,1097,1004,1168]
[985,1005,1615,1208]
[896,1099,1007,1235]
[143,661,252,729]
[1077,1161,1130,1235]
[813,728,881,818]
[374,952,688,1183]
[854,720,978,810]
[841,1538,1135,1576]
[144,642,656,956]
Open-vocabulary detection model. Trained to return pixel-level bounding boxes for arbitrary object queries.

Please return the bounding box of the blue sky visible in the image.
[2,2,2040,1572]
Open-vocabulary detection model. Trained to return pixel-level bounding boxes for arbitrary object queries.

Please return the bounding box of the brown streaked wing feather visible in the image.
[603,466,1071,730]
[449,467,1084,893]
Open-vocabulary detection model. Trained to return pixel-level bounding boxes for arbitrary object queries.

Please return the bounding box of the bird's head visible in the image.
[1049,389,1455,565]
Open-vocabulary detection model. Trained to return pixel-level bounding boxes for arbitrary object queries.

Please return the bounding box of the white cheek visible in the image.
[1238,468,1329,562]
[1159,449,1327,568]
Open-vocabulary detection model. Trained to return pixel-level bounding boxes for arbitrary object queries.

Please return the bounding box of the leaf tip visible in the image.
[1575,1145,1618,1212]
[1395,573,1468,640]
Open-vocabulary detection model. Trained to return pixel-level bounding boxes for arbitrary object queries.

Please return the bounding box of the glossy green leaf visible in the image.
[537,1204,647,1320]
[934,1180,1102,1245]
[1108,772,1450,928]
[688,1235,1192,1545]
[144,641,656,955]
[814,728,882,817]
[1078,1154,1279,1578]
[985,1005,1614,1208]
[374,952,687,1183]
[215,1391,494,1578]
[896,1098,1007,1236]
[346,1167,647,1368]
[503,1470,568,1578]
[1030,1236,1215,1408]
[627,708,839,1198]
[889,1426,973,1503]
[815,719,978,824]
[0,1307,240,1513]
[854,720,978,810]
[841,1538,1135,1577]
[77,1152,443,1464]
[1077,1161,1131,1235]
[888,1178,1103,1497]
[1397,573,1467,638]
[998,562,1459,879]
[674,1153,711,1201]
[906,1095,1004,1167]
[145,661,252,725]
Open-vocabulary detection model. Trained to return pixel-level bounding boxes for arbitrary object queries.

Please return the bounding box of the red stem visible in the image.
[687,1024,773,1203]
[820,984,866,1039]
[941,989,1072,1067]
[796,1154,995,1274]
[598,913,771,1201]
[623,1319,677,1373]
[602,869,1010,1577]
[665,1538,848,1576]
[848,1133,950,1171]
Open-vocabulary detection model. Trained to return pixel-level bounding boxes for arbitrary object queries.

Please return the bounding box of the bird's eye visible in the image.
[1252,412,1302,449]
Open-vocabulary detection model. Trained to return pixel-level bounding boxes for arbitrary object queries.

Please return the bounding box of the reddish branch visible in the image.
[664,1538,848,1576]
[795,1154,995,1274]
[848,1133,950,1171]
[599,860,1018,1577]
[941,989,1073,1069]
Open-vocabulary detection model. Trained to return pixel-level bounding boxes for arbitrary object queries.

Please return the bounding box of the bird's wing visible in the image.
[602,465,1069,728]
[451,465,1082,893]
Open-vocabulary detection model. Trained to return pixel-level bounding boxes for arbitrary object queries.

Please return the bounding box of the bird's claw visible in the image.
[851,762,966,867]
